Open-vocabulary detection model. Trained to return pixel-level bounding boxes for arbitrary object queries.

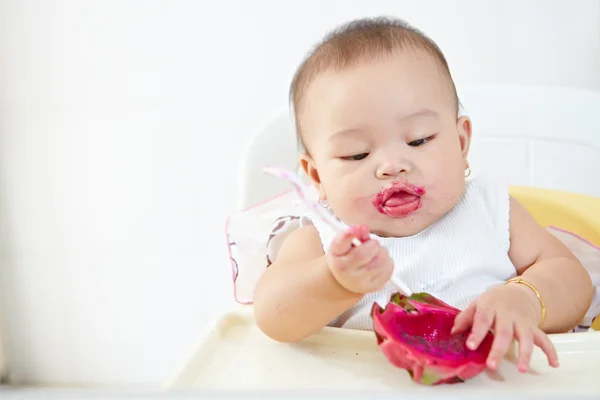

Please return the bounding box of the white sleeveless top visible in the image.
[301,175,517,331]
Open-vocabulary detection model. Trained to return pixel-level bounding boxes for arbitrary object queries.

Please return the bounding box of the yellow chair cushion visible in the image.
[510,186,600,247]
[509,186,600,332]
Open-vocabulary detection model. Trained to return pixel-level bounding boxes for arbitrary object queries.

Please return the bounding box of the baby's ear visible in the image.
[456,116,472,159]
[299,153,326,200]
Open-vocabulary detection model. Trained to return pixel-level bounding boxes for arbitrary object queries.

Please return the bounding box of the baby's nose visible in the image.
[376,162,407,178]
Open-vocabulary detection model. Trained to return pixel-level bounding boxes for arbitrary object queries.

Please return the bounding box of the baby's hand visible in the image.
[326,224,394,294]
[451,283,559,373]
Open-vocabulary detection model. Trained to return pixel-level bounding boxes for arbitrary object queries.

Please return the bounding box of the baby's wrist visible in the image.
[505,278,544,327]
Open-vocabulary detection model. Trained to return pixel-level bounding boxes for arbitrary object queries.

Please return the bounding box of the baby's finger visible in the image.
[362,246,391,270]
[451,303,476,335]
[486,317,514,370]
[347,224,371,243]
[514,323,534,373]
[329,225,369,256]
[467,307,495,351]
[336,239,379,269]
[365,251,394,287]
[533,329,559,368]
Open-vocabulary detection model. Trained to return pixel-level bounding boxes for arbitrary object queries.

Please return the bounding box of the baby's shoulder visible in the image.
[270,224,324,263]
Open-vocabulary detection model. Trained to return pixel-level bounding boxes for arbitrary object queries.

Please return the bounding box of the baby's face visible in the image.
[300,49,472,237]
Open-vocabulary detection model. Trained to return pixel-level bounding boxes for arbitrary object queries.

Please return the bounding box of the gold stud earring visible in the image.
[464,162,471,178]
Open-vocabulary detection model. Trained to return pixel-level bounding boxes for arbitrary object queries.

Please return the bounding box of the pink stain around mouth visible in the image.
[372,182,425,218]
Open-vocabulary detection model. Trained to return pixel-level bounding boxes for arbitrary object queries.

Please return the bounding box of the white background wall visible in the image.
[0,0,598,389]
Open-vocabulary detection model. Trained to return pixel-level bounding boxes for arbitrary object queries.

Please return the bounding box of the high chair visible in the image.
[165,84,600,392]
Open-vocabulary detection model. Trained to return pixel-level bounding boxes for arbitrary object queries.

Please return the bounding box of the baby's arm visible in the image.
[253,225,363,342]
[507,196,594,333]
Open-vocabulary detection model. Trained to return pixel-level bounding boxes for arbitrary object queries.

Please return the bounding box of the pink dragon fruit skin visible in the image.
[371,292,494,385]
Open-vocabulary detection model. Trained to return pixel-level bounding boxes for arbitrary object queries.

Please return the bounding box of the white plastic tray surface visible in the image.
[167,306,600,394]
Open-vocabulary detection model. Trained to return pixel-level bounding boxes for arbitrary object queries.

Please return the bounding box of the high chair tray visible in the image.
[166,306,600,394]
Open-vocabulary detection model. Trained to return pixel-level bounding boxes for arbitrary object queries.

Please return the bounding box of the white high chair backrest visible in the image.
[237,84,600,210]
[237,107,298,209]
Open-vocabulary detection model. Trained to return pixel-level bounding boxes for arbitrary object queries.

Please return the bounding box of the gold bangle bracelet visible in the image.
[505,277,546,328]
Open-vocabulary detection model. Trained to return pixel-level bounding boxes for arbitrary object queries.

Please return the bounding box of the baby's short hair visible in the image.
[290,16,459,152]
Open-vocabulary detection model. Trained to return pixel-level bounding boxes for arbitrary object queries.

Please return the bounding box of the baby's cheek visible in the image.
[351,194,383,219]
[327,195,370,226]
[432,178,465,204]
[352,194,372,213]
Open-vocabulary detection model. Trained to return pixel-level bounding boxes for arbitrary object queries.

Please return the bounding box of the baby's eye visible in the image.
[408,135,435,147]
[341,153,369,161]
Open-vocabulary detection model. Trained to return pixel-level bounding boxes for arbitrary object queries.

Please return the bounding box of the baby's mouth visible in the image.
[372,182,425,218]
[383,191,420,207]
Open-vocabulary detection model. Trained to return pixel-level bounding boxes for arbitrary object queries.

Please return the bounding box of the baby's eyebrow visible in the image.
[398,108,439,122]
[329,108,439,142]
[328,127,366,142]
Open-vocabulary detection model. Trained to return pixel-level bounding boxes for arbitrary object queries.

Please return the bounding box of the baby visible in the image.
[253,17,594,373]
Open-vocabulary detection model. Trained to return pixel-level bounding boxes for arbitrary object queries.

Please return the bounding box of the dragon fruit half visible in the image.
[371,292,494,385]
